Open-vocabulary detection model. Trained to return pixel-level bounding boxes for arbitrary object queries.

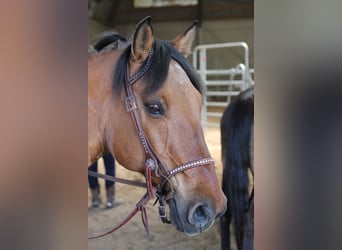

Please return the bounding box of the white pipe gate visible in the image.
[192,42,254,127]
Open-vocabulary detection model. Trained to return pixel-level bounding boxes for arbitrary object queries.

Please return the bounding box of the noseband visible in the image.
[88,46,214,239]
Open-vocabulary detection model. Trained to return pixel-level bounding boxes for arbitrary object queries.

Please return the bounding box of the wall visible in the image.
[88,18,254,68]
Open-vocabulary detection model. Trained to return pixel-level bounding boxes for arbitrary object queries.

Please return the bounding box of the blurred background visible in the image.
[87,2,254,249]
[1,0,342,249]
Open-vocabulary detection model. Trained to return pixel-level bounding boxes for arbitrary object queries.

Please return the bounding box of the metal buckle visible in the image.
[126,95,137,112]
[145,158,156,171]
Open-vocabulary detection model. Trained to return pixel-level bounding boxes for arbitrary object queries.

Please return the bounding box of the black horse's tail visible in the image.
[221,87,254,250]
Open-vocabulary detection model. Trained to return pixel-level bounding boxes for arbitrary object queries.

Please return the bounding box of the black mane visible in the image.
[89,31,127,54]
[91,32,203,97]
[113,40,203,97]
[93,32,203,95]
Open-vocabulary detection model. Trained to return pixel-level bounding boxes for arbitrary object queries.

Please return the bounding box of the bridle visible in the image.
[88,46,214,239]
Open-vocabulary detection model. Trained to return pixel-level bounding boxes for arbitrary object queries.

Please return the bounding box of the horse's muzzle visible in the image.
[188,203,216,231]
[169,196,221,236]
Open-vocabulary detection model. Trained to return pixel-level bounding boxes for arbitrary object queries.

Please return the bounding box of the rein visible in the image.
[88,46,214,239]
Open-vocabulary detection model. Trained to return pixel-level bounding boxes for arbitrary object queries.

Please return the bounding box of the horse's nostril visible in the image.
[189,204,213,228]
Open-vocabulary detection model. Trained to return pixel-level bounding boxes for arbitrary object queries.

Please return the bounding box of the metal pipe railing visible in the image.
[192,42,253,127]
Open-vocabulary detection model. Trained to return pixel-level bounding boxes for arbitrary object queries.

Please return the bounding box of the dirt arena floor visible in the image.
[88,127,237,250]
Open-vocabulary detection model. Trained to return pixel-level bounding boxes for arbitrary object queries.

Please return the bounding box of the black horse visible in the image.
[220,87,254,250]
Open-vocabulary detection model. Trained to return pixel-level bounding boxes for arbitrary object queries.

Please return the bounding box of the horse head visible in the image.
[88,17,227,236]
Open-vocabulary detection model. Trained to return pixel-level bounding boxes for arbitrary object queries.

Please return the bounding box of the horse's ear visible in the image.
[171,20,198,57]
[131,16,154,62]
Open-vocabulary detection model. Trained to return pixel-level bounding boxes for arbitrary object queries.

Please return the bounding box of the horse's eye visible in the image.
[144,101,164,116]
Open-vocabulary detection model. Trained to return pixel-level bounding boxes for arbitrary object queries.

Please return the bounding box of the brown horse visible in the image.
[88,17,226,236]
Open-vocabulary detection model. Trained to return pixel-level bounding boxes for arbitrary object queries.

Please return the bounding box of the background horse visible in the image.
[88,17,226,236]
[220,87,254,249]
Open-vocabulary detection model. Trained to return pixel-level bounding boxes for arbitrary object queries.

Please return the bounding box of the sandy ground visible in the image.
[88,127,236,250]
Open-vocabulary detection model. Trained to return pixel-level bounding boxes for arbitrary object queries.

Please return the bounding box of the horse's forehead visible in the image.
[168,60,192,87]
[162,61,201,109]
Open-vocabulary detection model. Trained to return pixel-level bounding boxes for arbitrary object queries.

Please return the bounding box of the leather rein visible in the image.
[88,47,214,239]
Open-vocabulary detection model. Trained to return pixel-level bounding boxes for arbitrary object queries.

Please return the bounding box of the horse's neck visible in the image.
[88,53,120,166]
[88,107,106,166]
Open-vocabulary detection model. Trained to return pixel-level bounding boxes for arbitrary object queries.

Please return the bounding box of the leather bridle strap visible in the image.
[88,170,146,188]
[88,188,155,239]
[125,48,169,198]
